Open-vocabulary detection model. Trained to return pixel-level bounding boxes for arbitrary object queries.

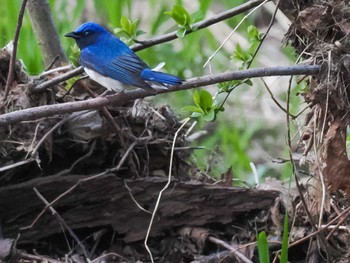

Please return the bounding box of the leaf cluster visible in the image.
[164,5,204,38]
[114,16,145,44]
[182,90,224,122]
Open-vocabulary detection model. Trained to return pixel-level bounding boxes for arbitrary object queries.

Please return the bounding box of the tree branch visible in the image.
[131,0,266,51]
[3,0,28,101]
[0,65,320,126]
[31,66,84,94]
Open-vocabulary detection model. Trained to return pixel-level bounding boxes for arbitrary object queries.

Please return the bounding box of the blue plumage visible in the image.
[65,22,182,92]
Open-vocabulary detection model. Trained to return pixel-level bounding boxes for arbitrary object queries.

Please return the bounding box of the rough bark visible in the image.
[0,174,278,243]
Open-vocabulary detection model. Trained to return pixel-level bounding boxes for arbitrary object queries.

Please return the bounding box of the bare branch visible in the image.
[0,65,320,126]
[131,0,266,51]
[31,66,84,93]
[3,0,28,101]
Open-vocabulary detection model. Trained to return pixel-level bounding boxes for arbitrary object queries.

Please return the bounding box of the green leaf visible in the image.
[233,43,245,61]
[203,109,216,121]
[113,27,124,34]
[131,19,139,33]
[193,90,201,109]
[190,112,203,118]
[244,79,253,86]
[120,16,130,31]
[181,105,203,113]
[113,16,145,44]
[257,231,270,263]
[192,90,213,113]
[176,27,187,38]
[247,25,259,39]
[198,90,213,112]
[164,5,191,27]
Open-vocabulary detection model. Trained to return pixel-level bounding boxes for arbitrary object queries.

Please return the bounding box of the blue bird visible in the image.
[65,22,182,92]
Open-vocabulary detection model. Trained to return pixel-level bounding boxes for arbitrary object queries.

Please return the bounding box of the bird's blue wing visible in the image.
[104,54,149,87]
[81,48,152,89]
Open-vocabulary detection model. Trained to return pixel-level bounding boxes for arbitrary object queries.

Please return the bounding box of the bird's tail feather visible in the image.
[141,69,182,86]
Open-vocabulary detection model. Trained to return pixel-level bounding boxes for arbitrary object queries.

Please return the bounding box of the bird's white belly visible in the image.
[84,67,125,92]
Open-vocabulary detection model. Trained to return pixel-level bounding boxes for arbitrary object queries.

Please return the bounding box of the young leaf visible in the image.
[120,16,130,32]
[181,105,203,113]
[197,89,213,113]
[257,231,270,263]
[176,27,187,38]
[164,5,191,28]
[203,109,216,121]
[193,90,201,109]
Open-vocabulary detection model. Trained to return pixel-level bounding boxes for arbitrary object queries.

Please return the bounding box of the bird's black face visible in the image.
[65,22,108,50]
[65,30,97,50]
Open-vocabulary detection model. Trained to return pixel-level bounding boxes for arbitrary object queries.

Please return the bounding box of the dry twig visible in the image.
[3,0,28,101]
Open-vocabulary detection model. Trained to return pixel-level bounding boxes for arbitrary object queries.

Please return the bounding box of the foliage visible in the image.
[256,213,289,263]
[164,5,204,38]
[182,90,224,121]
[113,16,145,44]
[1,0,298,184]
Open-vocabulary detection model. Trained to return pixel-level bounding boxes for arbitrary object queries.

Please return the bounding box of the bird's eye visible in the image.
[84,31,90,36]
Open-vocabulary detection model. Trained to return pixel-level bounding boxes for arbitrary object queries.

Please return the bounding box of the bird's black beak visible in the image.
[65,31,79,39]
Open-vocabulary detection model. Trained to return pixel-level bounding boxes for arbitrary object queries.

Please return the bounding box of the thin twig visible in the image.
[39,65,73,78]
[203,0,268,67]
[0,65,321,126]
[33,187,89,259]
[3,0,28,101]
[30,116,71,157]
[0,157,35,173]
[208,236,253,263]
[90,252,132,263]
[123,180,152,214]
[111,141,137,172]
[144,118,191,263]
[261,77,295,118]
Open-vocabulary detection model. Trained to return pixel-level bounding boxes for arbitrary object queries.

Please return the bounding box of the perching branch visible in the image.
[131,0,267,52]
[0,65,320,126]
